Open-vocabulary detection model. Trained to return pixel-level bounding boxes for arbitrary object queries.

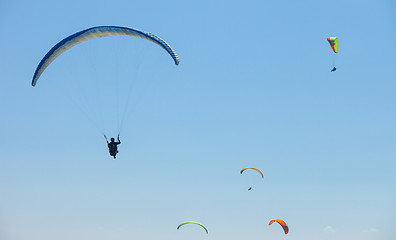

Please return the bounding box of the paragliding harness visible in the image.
[104,134,120,159]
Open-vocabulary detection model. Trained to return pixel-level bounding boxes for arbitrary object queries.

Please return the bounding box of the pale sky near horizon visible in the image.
[1,0,395,240]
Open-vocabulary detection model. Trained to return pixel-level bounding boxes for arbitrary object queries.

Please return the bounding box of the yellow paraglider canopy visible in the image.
[240,167,264,178]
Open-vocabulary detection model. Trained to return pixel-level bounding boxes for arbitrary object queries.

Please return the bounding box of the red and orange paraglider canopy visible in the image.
[269,219,289,234]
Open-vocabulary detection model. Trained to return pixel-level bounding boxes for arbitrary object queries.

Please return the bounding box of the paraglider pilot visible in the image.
[331,66,336,72]
[105,134,121,159]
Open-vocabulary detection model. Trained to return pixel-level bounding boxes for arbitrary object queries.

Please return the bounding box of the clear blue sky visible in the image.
[1,0,395,240]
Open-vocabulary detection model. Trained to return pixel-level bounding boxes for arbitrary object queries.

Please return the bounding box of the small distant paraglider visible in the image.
[240,167,264,178]
[177,221,208,234]
[327,37,338,72]
[269,219,289,234]
[240,167,264,190]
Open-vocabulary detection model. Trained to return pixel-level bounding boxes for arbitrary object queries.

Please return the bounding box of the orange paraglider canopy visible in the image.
[240,167,264,178]
[269,219,289,234]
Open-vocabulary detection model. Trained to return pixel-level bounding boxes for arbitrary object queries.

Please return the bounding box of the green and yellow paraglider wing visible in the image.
[327,37,338,53]
[177,221,208,234]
